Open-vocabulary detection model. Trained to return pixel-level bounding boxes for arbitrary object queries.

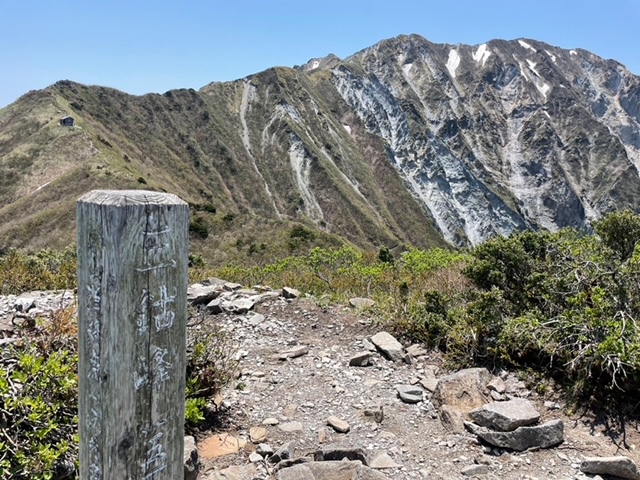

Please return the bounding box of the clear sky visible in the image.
[1,0,639,109]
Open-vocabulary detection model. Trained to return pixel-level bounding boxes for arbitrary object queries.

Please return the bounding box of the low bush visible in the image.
[456,212,640,408]
[0,247,76,295]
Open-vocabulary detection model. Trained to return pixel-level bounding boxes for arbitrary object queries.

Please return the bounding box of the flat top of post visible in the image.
[77,190,187,207]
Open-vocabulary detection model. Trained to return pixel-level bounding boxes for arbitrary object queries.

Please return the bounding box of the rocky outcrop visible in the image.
[331,35,640,245]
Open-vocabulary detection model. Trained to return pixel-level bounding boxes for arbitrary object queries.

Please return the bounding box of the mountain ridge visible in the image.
[1,34,639,261]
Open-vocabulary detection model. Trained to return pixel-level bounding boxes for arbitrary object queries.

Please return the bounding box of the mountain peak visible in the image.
[1,34,640,257]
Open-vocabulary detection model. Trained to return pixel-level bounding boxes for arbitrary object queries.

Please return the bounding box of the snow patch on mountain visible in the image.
[446,49,461,78]
[472,44,491,66]
[527,60,540,77]
[536,82,551,97]
[518,40,536,52]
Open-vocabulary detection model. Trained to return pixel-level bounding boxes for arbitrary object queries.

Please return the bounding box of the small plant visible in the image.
[189,216,209,239]
[377,246,394,265]
[0,306,80,479]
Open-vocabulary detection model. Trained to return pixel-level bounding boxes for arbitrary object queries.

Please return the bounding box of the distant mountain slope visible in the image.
[1,34,639,259]
[329,35,640,244]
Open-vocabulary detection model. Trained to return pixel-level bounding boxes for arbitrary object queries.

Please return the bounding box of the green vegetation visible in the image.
[0,247,76,295]
[189,216,209,239]
[203,211,640,410]
[5,211,640,476]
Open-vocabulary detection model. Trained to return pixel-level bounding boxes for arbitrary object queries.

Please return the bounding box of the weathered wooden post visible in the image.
[77,190,189,479]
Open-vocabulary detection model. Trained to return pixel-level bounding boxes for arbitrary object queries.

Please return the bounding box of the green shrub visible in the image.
[594,209,640,261]
[377,246,394,265]
[461,219,640,406]
[288,225,316,251]
[189,216,209,239]
[0,307,79,479]
[0,247,77,295]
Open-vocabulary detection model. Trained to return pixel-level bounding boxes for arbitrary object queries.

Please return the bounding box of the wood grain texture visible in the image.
[77,190,188,480]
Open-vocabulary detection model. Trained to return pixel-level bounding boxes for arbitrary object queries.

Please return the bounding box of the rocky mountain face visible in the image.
[1,34,640,254]
[327,35,640,245]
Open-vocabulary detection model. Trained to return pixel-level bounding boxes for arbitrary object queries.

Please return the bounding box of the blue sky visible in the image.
[1,0,639,109]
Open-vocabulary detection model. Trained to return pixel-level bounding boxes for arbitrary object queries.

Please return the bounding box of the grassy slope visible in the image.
[0,72,447,264]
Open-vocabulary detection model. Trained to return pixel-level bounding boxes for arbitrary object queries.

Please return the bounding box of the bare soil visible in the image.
[194,295,640,480]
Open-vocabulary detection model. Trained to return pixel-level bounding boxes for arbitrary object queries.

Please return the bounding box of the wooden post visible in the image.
[77,190,189,480]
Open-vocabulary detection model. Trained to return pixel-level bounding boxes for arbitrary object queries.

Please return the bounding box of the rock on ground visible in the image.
[432,368,493,411]
[370,331,405,362]
[469,398,540,431]
[466,419,564,451]
[276,461,388,480]
[580,456,640,480]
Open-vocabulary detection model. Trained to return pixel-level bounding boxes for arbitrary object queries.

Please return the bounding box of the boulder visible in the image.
[469,398,540,432]
[278,421,304,432]
[349,352,372,367]
[282,287,301,299]
[327,415,350,433]
[396,384,423,404]
[432,368,493,433]
[465,419,564,451]
[249,426,268,443]
[278,345,309,360]
[349,297,375,309]
[187,283,221,305]
[370,332,405,362]
[432,368,493,411]
[249,452,263,463]
[580,456,640,480]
